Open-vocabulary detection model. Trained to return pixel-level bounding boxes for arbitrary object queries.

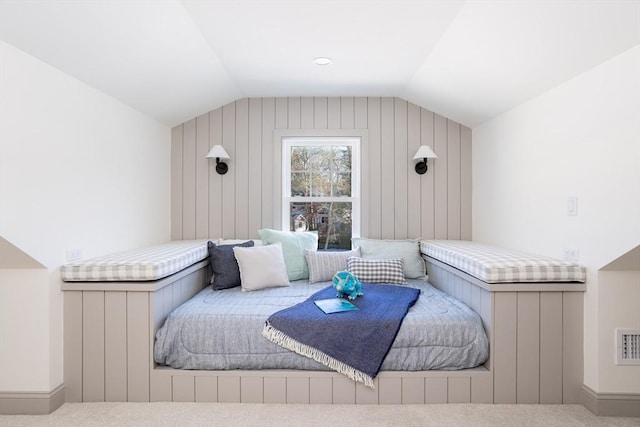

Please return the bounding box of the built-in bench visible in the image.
[421,240,586,404]
[61,238,586,405]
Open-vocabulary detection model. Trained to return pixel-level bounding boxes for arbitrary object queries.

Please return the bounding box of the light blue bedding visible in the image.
[153,279,489,371]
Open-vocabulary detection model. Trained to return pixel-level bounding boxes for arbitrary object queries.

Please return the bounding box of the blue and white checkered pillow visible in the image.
[347,257,407,285]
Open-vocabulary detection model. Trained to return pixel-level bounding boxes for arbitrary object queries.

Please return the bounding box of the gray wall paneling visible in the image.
[425,257,585,406]
[171,97,471,241]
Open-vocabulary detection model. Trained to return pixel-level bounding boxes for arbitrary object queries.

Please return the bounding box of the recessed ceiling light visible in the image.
[313,57,333,66]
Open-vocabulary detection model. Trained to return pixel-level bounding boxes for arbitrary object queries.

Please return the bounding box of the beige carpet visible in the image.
[1,403,638,427]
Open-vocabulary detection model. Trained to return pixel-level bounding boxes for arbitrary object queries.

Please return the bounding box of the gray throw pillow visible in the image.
[208,240,254,290]
[347,256,407,285]
[304,248,361,283]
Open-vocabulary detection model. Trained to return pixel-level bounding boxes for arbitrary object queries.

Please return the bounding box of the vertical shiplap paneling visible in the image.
[261,98,276,230]
[354,97,368,129]
[173,376,195,402]
[171,126,183,240]
[402,377,425,404]
[82,291,105,402]
[341,97,355,129]
[407,102,421,239]
[420,108,435,239]
[274,98,288,226]
[481,291,493,370]
[126,292,149,402]
[195,376,218,402]
[172,97,471,242]
[248,98,263,237]
[221,102,236,239]
[380,97,395,239]
[333,377,356,403]
[64,291,83,402]
[539,292,563,403]
[195,113,210,239]
[286,377,309,403]
[448,377,471,403]
[425,377,448,403]
[562,292,583,404]
[433,114,448,239]
[218,377,241,403]
[393,98,408,239]
[471,374,493,404]
[300,97,314,129]
[288,97,301,129]
[314,97,328,129]
[149,372,171,402]
[327,97,341,128]
[209,108,223,238]
[460,126,472,240]
[241,377,264,403]
[379,377,402,404]
[355,97,369,237]
[355,380,378,404]
[104,291,127,402]
[275,98,288,129]
[309,378,332,404]
[367,97,382,239]
[182,118,197,239]
[516,292,540,403]
[447,120,461,239]
[235,98,250,238]
[263,377,286,403]
[493,292,517,404]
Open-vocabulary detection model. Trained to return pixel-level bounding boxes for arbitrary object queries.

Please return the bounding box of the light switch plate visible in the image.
[567,197,578,216]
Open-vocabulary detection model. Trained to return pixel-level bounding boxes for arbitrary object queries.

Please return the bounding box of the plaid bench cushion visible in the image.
[420,240,586,283]
[61,240,212,281]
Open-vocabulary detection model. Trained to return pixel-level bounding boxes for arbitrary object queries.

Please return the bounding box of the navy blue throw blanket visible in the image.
[262,283,420,388]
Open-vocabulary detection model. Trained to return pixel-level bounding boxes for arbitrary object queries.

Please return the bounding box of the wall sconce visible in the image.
[412,145,438,175]
[206,145,230,175]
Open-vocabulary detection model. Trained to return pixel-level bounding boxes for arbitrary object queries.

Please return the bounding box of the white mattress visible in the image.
[421,240,586,283]
[61,240,213,282]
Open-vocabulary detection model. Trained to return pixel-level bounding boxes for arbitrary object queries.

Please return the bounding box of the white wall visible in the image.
[0,40,171,392]
[473,45,640,393]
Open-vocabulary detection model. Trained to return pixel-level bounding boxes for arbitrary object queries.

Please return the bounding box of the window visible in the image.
[283,137,360,250]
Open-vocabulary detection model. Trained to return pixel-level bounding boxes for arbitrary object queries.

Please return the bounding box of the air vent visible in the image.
[616,329,640,365]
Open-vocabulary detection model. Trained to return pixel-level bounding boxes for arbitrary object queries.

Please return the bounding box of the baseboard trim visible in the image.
[582,385,640,418]
[0,384,65,415]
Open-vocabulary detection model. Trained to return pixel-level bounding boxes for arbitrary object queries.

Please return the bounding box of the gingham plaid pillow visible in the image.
[347,257,407,285]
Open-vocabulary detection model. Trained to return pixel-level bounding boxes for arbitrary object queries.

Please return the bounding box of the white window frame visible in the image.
[282,136,361,240]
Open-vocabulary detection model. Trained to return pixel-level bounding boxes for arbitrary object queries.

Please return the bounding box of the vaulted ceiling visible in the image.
[0,0,638,127]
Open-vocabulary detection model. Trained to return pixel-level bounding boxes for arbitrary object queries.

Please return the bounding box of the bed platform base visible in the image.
[62,251,585,405]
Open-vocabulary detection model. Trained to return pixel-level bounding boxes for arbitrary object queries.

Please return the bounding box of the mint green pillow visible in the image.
[257,229,318,280]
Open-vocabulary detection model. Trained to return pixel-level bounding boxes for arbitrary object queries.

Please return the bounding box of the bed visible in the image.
[153,279,488,373]
[61,238,586,405]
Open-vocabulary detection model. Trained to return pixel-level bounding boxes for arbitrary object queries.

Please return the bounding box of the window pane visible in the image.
[290,202,352,250]
[332,172,351,197]
[291,147,311,171]
[290,145,352,197]
[290,172,309,196]
[311,172,330,197]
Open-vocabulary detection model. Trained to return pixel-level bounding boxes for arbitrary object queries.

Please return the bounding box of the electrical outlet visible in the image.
[66,248,82,262]
[563,247,579,262]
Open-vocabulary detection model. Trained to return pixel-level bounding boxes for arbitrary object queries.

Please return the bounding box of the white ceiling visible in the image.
[0,0,638,128]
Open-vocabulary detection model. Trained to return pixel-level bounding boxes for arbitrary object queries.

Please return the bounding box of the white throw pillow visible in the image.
[257,229,318,280]
[233,243,290,291]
